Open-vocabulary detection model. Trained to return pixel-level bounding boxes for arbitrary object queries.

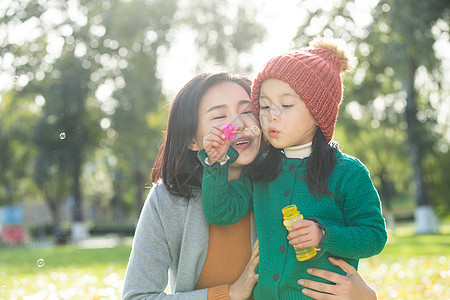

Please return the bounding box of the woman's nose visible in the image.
[233,115,245,129]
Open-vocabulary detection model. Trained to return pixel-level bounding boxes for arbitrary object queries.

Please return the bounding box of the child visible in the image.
[199,36,387,300]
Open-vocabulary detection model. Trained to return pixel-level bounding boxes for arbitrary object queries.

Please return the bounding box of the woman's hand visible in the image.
[203,124,231,164]
[298,257,377,300]
[229,239,259,300]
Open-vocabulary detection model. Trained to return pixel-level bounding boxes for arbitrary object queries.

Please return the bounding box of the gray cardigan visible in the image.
[122,182,257,299]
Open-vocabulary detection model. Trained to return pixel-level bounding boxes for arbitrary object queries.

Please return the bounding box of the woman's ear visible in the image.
[189,139,201,151]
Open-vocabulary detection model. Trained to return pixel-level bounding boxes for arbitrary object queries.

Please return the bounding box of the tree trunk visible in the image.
[46,197,60,224]
[134,169,145,218]
[378,167,395,231]
[73,90,86,222]
[72,153,83,222]
[112,170,125,220]
[404,57,438,234]
[71,150,89,242]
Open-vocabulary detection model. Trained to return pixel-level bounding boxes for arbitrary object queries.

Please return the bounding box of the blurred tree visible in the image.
[1,0,266,228]
[178,0,265,73]
[102,0,177,216]
[293,0,449,233]
[81,148,114,221]
[424,150,450,217]
[355,0,448,233]
[1,1,102,239]
[32,51,99,229]
[0,91,40,206]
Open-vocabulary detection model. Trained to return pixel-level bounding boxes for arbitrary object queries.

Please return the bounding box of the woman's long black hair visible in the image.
[151,72,252,198]
[248,128,337,198]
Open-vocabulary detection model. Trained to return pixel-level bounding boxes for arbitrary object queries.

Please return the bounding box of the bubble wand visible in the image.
[221,124,260,140]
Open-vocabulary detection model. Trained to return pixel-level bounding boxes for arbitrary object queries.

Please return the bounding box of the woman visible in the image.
[122,72,376,300]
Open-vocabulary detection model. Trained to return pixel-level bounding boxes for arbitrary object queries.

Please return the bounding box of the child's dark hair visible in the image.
[249,128,336,197]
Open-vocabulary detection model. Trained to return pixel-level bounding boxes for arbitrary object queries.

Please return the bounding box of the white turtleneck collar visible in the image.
[283,142,312,159]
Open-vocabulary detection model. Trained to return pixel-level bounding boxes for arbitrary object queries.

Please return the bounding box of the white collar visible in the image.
[283,142,312,159]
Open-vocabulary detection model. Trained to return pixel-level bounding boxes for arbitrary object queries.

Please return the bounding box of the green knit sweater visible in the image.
[199,147,387,300]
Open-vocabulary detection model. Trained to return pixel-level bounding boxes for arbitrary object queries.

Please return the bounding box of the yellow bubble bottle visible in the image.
[282,204,317,261]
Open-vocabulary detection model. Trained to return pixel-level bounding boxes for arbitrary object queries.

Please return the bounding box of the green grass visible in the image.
[359,225,450,300]
[1,245,131,275]
[380,234,449,258]
[0,245,131,299]
[0,226,449,299]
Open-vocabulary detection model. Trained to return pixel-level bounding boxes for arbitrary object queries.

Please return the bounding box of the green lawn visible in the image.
[359,224,450,300]
[0,226,449,300]
[0,245,131,299]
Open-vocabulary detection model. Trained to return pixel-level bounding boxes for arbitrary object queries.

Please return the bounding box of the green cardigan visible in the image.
[199,147,387,300]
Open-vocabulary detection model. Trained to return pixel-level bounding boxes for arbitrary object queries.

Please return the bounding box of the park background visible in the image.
[0,0,449,299]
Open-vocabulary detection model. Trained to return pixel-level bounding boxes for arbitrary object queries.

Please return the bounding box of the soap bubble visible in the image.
[59,132,66,140]
[0,285,6,292]
[37,259,45,267]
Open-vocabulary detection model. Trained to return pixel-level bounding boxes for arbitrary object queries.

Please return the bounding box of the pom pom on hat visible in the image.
[308,36,356,74]
[251,36,356,143]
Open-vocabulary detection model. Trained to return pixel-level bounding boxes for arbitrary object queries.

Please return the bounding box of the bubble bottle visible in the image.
[282,204,317,261]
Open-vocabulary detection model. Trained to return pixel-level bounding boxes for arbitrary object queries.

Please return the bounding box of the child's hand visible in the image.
[287,220,323,249]
[203,124,231,164]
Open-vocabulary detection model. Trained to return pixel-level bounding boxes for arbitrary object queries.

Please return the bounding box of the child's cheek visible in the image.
[259,114,269,128]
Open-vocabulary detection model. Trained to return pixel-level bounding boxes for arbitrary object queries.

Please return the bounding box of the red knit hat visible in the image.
[251,36,355,143]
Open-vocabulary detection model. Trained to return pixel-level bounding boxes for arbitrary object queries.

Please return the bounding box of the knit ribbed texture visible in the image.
[195,215,251,291]
[251,47,343,143]
[200,147,387,300]
[207,284,230,300]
